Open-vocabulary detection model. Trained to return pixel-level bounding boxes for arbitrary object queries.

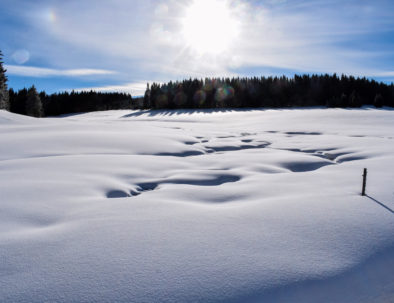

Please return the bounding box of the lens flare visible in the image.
[174,92,188,106]
[194,90,207,105]
[215,85,234,103]
[45,9,57,23]
[12,49,30,64]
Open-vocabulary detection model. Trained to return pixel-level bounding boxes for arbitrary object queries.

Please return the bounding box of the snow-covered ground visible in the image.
[0,107,393,303]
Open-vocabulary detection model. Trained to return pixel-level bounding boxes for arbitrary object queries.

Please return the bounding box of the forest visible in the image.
[1,50,394,117]
[144,75,394,110]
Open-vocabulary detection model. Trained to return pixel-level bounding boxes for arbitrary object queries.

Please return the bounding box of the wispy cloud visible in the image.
[75,82,151,96]
[2,0,394,92]
[372,71,394,78]
[31,0,392,77]
[5,65,116,77]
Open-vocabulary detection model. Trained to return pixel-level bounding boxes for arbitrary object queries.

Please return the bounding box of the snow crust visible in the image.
[0,108,393,302]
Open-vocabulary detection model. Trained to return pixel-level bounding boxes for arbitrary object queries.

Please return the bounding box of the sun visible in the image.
[181,0,240,55]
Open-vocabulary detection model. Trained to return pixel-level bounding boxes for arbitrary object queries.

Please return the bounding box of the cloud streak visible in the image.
[75,82,150,96]
[5,65,116,78]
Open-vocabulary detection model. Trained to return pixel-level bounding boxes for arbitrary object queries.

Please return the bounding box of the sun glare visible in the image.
[181,0,240,55]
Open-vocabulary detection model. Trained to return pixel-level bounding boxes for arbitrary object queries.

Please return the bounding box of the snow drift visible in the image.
[0,108,393,302]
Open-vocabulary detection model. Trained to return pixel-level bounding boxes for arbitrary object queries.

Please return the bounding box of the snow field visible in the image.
[0,108,393,302]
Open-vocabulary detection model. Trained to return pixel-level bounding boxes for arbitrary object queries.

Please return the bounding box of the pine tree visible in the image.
[0,50,10,111]
[26,86,43,117]
[143,83,151,109]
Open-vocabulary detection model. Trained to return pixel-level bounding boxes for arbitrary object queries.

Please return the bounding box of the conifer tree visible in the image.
[143,83,151,109]
[0,50,10,111]
[26,85,43,117]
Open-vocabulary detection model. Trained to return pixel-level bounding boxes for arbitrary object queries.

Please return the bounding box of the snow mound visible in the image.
[0,109,38,124]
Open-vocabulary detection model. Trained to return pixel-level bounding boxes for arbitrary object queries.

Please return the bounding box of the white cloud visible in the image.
[75,82,151,96]
[8,0,394,87]
[5,65,116,77]
[370,71,394,78]
[38,1,390,75]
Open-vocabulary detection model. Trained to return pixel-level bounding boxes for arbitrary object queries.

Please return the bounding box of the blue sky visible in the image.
[1,0,394,96]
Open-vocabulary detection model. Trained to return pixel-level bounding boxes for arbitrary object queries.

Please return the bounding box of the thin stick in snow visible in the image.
[362,168,367,196]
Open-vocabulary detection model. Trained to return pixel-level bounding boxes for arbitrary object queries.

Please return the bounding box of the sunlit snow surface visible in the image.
[0,108,393,302]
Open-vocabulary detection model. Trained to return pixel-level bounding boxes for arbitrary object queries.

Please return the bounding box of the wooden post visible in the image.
[362,168,367,196]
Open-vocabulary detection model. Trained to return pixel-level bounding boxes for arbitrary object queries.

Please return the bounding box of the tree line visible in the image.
[144,75,394,110]
[1,50,394,117]
[8,88,134,117]
[0,50,134,117]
